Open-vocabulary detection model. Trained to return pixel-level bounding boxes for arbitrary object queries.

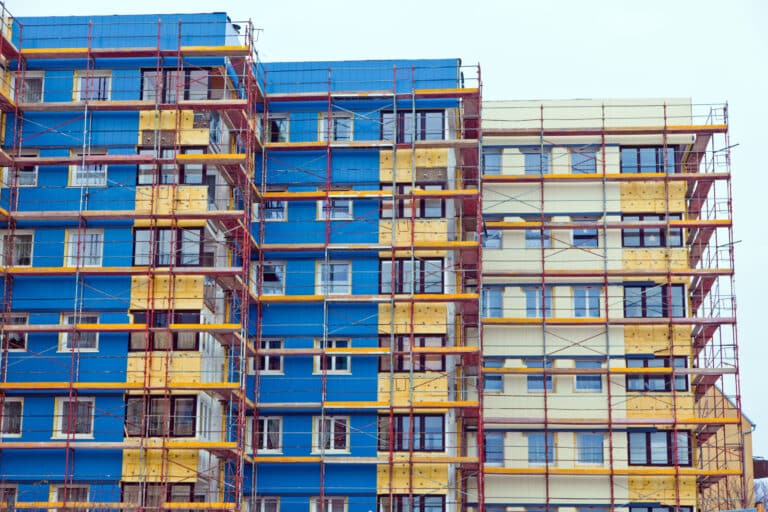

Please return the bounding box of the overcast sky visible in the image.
[16,0,768,455]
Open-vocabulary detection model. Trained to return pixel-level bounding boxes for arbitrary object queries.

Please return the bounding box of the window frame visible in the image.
[377,414,445,452]
[628,430,691,466]
[379,258,444,294]
[523,286,552,318]
[53,484,89,509]
[626,356,688,392]
[522,147,551,175]
[484,431,504,465]
[260,261,286,296]
[319,111,354,142]
[136,146,208,185]
[623,284,686,318]
[576,432,605,465]
[378,495,445,512]
[262,200,287,222]
[621,214,683,248]
[573,286,601,318]
[60,313,99,352]
[256,338,284,374]
[125,394,197,438]
[525,228,551,249]
[53,396,95,439]
[140,68,211,103]
[574,359,603,392]
[314,338,351,374]
[2,150,39,187]
[381,110,445,143]
[525,358,553,392]
[121,483,194,508]
[255,416,283,453]
[316,261,351,295]
[1,230,34,266]
[64,228,104,267]
[484,359,504,393]
[313,416,350,453]
[13,70,45,103]
[1,397,22,437]
[527,431,555,464]
[252,497,280,512]
[379,335,446,372]
[483,147,503,175]
[75,70,111,101]
[70,148,108,187]
[620,146,678,174]
[317,197,353,221]
[3,312,28,351]
[571,148,598,174]
[380,184,446,220]
[132,227,204,268]
[482,287,503,318]
[267,113,289,143]
[129,310,201,351]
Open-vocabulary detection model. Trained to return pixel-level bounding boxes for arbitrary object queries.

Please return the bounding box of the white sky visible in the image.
[17,0,768,455]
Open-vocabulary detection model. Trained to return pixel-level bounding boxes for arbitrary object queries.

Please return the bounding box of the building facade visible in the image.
[0,5,749,512]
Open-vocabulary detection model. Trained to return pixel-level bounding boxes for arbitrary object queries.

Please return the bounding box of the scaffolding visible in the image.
[479,100,746,512]
[0,6,258,510]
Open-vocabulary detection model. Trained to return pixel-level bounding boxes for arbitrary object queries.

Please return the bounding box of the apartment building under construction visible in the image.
[0,3,749,512]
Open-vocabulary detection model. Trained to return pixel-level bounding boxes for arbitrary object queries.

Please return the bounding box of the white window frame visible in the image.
[0,229,33,266]
[314,338,351,374]
[53,396,95,439]
[312,416,350,453]
[1,397,22,437]
[319,112,354,142]
[60,313,99,352]
[75,70,111,101]
[310,497,347,512]
[252,497,280,512]
[3,312,28,351]
[261,261,286,296]
[262,200,287,222]
[70,148,108,187]
[266,113,289,143]
[12,70,44,103]
[254,338,284,375]
[52,484,89,511]
[255,416,283,453]
[316,261,351,295]
[2,152,39,187]
[65,229,104,267]
[317,197,353,221]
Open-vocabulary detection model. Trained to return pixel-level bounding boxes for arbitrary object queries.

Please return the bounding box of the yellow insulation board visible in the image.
[126,352,203,386]
[620,181,686,213]
[628,475,696,504]
[377,463,449,494]
[377,374,449,406]
[379,149,449,183]
[377,303,448,334]
[122,445,198,481]
[130,275,204,310]
[623,248,689,274]
[135,185,208,220]
[624,325,691,356]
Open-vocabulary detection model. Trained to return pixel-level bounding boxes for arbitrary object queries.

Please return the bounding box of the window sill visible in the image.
[57,348,99,353]
[312,371,352,376]
[52,434,94,440]
[311,449,350,455]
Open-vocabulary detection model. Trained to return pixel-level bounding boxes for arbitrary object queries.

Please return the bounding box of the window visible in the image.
[317,262,351,295]
[571,148,597,174]
[1,398,22,436]
[129,310,200,351]
[257,339,284,373]
[524,287,552,318]
[314,416,349,453]
[379,335,445,372]
[482,287,503,318]
[576,432,604,464]
[380,184,445,219]
[2,313,28,351]
[525,228,551,249]
[483,228,502,249]
[0,487,16,510]
[255,416,282,452]
[630,506,692,512]
[573,286,601,318]
[572,216,599,248]
[320,112,353,142]
[483,148,503,175]
[71,149,107,187]
[626,357,688,392]
[378,414,444,452]
[528,432,555,464]
[628,430,691,466]
[624,284,685,318]
[575,359,603,392]
[316,339,350,373]
[485,431,504,465]
[61,314,99,351]
[620,146,677,174]
[1,231,33,266]
[13,71,44,103]
[65,229,104,267]
[267,114,289,143]
[378,495,444,512]
[263,201,287,221]
[380,259,443,294]
[252,497,279,512]
[122,483,193,508]
[622,214,683,248]
[53,485,89,510]
[261,262,286,295]
[382,110,445,143]
[526,358,553,392]
[76,70,111,101]
[133,228,203,267]
[311,497,347,512]
[484,359,503,393]
[523,148,551,175]
[141,68,210,102]
[54,397,95,438]
[125,395,196,437]
[137,146,208,185]
[318,198,353,220]
[2,152,38,187]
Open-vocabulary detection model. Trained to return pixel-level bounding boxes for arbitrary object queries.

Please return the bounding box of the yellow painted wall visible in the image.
[126,352,206,386]
[377,373,448,406]
[122,444,199,482]
[130,275,204,310]
[138,110,208,145]
[624,325,691,355]
[135,185,209,220]
[628,475,697,504]
[377,463,448,494]
[620,181,686,213]
[377,303,447,334]
[379,149,449,183]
